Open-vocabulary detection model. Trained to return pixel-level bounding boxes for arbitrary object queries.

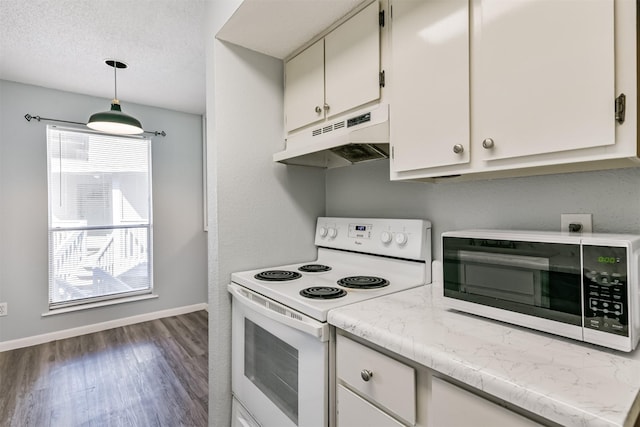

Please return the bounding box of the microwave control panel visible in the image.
[582,245,628,337]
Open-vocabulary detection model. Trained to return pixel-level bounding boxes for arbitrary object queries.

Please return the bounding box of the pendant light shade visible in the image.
[88,101,143,134]
[87,60,144,135]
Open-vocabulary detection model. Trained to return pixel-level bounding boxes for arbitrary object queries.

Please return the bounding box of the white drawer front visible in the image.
[337,385,405,427]
[336,335,416,425]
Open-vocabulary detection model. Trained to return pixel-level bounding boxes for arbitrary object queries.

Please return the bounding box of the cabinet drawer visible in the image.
[336,334,416,424]
[337,385,405,427]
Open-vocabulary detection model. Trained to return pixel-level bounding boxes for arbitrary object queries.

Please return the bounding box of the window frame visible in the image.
[46,125,154,310]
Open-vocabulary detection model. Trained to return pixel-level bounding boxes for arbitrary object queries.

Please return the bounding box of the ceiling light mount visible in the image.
[105,59,128,69]
[87,59,144,135]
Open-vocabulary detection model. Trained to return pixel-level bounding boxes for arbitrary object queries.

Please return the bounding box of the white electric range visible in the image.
[229,217,432,427]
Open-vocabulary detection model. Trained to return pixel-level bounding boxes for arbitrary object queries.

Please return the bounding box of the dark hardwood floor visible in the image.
[0,310,208,427]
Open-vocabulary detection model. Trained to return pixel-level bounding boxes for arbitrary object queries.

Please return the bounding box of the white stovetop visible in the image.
[328,262,640,427]
[231,248,428,322]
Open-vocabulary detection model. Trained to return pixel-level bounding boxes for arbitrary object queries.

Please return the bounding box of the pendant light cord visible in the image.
[113,62,118,101]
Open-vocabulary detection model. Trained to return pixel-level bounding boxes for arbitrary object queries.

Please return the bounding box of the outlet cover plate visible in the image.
[561,213,593,233]
[0,302,7,317]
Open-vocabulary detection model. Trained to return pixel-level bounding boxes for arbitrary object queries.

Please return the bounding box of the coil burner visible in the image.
[298,264,332,273]
[254,270,302,281]
[337,276,389,289]
[299,287,347,299]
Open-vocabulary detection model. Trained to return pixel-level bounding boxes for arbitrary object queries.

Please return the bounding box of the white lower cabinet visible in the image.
[336,333,419,426]
[335,332,547,427]
[429,377,543,427]
[337,385,405,427]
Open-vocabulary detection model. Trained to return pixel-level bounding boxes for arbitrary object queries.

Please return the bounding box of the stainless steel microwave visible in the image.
[442,230,640,352]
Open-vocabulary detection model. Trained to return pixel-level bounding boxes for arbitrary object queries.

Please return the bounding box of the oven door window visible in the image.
[244,318,298,424]
[443,237,582,325]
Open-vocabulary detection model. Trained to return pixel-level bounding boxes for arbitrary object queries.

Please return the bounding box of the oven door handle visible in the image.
[229,283,329,342]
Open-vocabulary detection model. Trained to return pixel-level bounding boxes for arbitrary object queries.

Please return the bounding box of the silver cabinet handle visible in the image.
[361,369,373,382]
[482,138,495,149]
[315,106,322,114]
[453,144,464,154]
[323,103,330,112]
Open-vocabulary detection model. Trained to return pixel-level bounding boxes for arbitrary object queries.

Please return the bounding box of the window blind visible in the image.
[46,126,152,309]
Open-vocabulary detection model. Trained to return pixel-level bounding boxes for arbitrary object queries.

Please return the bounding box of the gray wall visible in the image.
[205,4,326,426]
[326,159,640,257]
[0,80,207,343]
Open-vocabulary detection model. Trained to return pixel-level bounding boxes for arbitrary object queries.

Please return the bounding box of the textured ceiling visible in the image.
[0,0,206,114]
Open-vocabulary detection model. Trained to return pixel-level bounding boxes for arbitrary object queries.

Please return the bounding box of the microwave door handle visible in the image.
[457,250,550,271]
[229,283,329,341]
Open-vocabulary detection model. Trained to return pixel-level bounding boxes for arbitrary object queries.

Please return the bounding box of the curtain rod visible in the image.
[24,114,167,137]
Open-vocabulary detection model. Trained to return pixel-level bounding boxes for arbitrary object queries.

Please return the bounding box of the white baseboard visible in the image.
[0,303,208,352]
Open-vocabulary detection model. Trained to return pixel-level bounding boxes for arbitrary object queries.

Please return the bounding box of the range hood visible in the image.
[273,104,389,168]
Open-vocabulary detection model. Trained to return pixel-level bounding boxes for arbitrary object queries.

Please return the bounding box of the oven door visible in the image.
[229,283,329,427]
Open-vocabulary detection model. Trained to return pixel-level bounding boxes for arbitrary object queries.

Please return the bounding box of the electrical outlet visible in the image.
[0,302,7,317]
[561,213,592,233]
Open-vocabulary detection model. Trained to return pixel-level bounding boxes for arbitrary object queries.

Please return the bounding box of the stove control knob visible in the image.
[319,227,328,238]
[380,231,392,244]
[395,232,408,246]
[328,227,338,239]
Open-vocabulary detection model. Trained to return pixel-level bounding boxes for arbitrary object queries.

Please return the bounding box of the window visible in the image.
[47,126,152,309]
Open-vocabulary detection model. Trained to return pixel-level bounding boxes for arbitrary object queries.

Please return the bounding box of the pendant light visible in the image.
[87,60,143,135]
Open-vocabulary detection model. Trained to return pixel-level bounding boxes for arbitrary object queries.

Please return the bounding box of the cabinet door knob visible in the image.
[360,369,373,382]
[453,144,464,154]
[482,138,495,149]
[323,103,330,112]
[315,106,322,114]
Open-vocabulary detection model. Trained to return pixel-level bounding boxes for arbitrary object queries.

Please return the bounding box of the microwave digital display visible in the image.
[597,256,621,264]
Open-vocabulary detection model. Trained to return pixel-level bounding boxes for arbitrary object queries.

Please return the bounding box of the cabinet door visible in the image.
[474,0,615,162]
[285,39,325,132]
[325,1,381,119]
[337,385,405,427]
[390,0,470,173]
[430,377,543,427]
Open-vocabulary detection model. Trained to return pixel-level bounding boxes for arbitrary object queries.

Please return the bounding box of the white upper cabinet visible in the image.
[284,1,382,133]
[285,40,326,132]
[390,0,636,181]
[390,0,470,173]
[325,1,381,120]
[474,0,615,161]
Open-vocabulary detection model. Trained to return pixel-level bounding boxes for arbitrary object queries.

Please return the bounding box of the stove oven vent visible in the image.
[274,103,389,169]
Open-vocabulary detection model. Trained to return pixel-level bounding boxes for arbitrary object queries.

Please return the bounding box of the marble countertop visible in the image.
[327,269,640,427]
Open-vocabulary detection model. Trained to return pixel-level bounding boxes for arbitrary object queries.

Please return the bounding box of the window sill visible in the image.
[42,293,159,317]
